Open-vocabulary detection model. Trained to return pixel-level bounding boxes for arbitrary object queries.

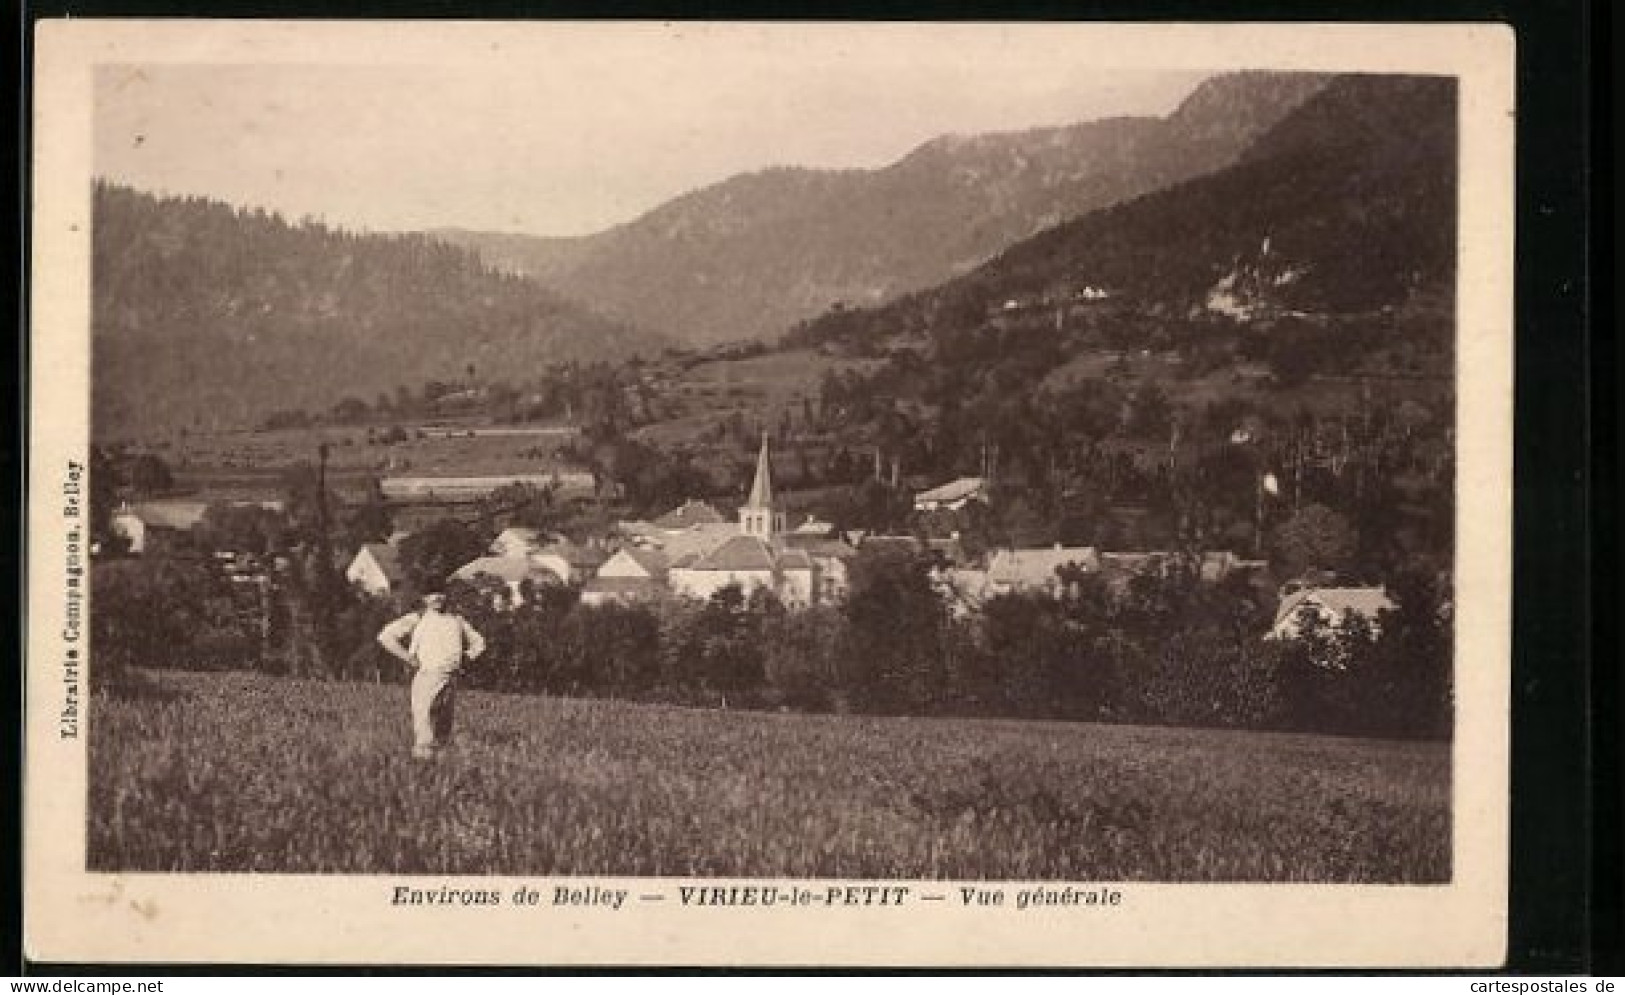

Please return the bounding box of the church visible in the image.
[666,434,823,607]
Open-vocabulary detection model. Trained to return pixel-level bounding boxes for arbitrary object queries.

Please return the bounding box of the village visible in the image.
[103,428,1397,654]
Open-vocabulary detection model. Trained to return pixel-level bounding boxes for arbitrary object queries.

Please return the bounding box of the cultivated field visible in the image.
[89,670,1450,881]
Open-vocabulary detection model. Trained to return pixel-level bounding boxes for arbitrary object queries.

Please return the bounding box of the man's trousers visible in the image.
[410,668,458,755]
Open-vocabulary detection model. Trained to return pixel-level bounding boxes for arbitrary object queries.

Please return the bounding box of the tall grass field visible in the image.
[90,671,1450,881]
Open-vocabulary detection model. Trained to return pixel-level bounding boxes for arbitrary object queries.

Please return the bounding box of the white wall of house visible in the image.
[596,549,658,581]
[668,567,817,607]
[111,512,146,554]
[669,567,775,603]
[810,556,847,603]
[345,550,394,597]
[778,567,816,608]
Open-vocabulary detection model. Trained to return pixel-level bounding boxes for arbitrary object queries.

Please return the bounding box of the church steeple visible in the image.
[740,433,785,539]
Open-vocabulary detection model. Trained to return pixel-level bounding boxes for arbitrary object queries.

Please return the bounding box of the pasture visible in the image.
[89,670,1450,881]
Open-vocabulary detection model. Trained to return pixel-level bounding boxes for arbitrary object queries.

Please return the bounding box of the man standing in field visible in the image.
[377,590,487,760]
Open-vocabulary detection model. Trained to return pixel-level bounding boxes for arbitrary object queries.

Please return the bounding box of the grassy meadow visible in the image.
[89,670,1450,881]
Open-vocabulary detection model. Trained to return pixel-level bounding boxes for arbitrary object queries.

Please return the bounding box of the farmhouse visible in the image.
[1269,586,1396,640]
[345,542,405,597]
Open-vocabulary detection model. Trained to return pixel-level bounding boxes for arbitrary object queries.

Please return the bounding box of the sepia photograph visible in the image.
[26,21,1515,966]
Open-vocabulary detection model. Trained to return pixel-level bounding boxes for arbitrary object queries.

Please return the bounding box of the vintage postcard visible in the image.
[26,20,1514,967]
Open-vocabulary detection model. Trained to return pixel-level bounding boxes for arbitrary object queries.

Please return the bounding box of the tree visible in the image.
[479,482,561,534]
[90,557,235,689]
[126,453,174,495]
[198,502,287,556]
[1269,503,1358,579]
[330,395,370,424]
[397,518,489,594]
[841,545,947,712]
[342,477,394,548]
[1126,382,1173,441]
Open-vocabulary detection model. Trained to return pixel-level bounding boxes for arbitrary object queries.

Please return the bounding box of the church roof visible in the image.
[682,535,814,573]
[690,535,777,572]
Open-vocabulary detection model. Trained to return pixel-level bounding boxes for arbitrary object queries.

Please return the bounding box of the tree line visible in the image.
[91,536,1451,742]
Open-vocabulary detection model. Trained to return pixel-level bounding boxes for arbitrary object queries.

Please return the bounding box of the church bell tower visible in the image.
[740,433,786,539]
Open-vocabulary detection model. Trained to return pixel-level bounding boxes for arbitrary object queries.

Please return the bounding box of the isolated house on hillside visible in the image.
[346,542,405,597]
[1269,586,1396,641]
[913,477,990,513]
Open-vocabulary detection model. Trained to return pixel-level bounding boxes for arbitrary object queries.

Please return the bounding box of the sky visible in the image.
[93,25,1210,237]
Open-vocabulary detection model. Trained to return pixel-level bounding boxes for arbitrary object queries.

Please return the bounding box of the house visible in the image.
[110,507,148,554]
[792,515,837,537]
[913,477,990,513]
[985,545,1101,597]
[450,555,561,608]
[1269,586,1396,641]
[529,539,608,584]
[489,526,549,558]
[1199,551,1270,583]
[346,542,406,597]
[653,499,727,530]
[581,547,669,606]
[932,567,994,618]
[780,533,857,602]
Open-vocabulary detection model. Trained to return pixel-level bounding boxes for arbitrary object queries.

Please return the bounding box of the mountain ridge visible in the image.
[92,183,667,438]
[434,72,1332,346]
